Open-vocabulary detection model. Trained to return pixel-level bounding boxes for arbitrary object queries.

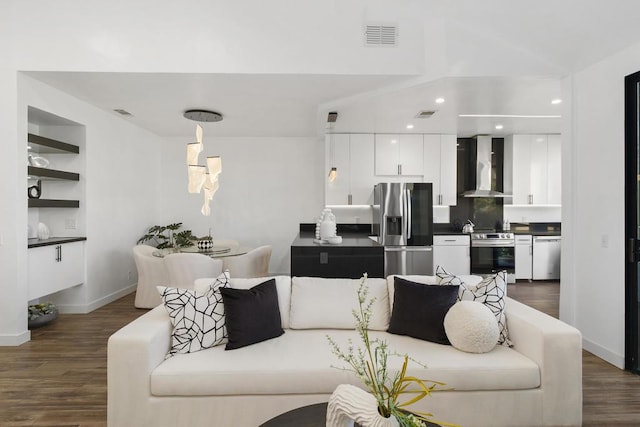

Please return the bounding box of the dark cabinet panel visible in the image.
[291,246,384,279]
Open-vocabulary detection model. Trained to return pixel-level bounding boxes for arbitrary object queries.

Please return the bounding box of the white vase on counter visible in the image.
[316,208,337,242]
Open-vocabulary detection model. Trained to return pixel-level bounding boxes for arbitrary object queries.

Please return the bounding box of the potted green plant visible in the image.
[327,275,456,427]
[137,222,195,250]
[28,302,58,329]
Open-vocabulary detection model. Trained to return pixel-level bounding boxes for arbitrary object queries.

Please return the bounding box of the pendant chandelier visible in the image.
[184,109,223,216]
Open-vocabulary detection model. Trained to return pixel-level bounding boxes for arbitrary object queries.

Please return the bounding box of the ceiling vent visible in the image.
[365,24,398,46]
[415,110,436,119]
[113,109,133,116]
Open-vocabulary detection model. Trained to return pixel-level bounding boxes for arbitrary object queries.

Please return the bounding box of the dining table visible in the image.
[152,245,251,258]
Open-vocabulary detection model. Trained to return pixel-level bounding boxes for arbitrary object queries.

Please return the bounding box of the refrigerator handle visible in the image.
[405,188,412,240]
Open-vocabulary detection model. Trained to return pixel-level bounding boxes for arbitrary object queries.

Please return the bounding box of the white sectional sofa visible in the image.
[107,275,582,427]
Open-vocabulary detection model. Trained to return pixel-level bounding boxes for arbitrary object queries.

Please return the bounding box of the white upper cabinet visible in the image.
[325,134,376,205]
[375,134,423,176]
[546,135,562,205]
[505,134,561,206]
[423,134,457,206]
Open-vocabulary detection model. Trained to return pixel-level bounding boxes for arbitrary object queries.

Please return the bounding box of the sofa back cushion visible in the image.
[289,277,390,330]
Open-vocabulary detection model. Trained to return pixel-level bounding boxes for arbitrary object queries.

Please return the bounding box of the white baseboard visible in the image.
[582,337,625,369]
[56,284,137,314]
[0,330,31,346]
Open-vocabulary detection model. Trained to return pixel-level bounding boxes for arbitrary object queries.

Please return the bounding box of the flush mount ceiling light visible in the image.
[495,124,504,130]
[551,99,563,105]
[184,110,223,216]
[435,97,445,104]
[183,109,223,122]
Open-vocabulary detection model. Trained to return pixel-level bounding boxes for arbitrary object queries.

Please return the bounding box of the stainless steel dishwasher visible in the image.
[532,236,561,280]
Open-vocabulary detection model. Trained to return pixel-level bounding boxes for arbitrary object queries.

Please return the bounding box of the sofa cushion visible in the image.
[388,277,459,345]
[444,301,499,353]
[157,271,230,357]
[289,277,389,330]
[436,267,511,346]
[220,278,284,350]
[385,275,439,312]
[150,330,540,396]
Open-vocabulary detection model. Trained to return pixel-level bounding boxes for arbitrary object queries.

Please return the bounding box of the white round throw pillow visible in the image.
[444,301,499,353]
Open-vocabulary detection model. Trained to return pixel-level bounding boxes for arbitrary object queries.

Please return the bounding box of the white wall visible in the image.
[160,136,324,275]
[560,41,640,368]
[503,206,561,223]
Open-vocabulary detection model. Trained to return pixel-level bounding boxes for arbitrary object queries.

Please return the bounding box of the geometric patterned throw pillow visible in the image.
[157,271,230,358]
[436,266,511,346]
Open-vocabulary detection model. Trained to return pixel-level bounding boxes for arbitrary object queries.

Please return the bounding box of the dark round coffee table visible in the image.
[260,402,328,427]
[260,402,441,427]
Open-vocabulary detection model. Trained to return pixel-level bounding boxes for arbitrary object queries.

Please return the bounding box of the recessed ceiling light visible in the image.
[435,97,445,104]
[391,139,398,144]
[458,114,561,118]
[495,124,504,130]
[551,99,562,105]
[406,124,414,129]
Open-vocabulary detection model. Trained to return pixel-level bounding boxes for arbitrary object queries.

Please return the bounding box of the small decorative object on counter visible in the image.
[314,208,339,243]
[37,222,50,240]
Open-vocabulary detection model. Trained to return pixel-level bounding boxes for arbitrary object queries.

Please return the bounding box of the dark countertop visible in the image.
[28,236,87,248]
[292,232,382,248]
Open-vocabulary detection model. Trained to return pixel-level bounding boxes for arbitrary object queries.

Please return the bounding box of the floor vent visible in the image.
[415,110,436,119]
[365,24,398,46]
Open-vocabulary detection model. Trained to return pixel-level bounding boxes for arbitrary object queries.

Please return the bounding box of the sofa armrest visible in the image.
[505,296,582,426]
[107,305,172,427]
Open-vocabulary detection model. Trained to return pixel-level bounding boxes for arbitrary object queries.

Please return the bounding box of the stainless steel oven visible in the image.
[470,232,515,283]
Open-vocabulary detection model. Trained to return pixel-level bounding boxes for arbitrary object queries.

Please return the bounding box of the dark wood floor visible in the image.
[0,281,638,426]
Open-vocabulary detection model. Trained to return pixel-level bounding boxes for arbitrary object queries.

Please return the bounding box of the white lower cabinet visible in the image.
[515,235,533,280]
[433,235,470,275]
[28,241,85,300]
[532,236,561,280]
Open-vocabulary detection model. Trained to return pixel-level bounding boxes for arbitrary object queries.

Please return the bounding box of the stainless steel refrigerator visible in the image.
[373,182,434,276]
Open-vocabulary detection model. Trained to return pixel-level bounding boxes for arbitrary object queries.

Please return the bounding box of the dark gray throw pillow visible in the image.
[220,278,284,350]
[388,276,459,345]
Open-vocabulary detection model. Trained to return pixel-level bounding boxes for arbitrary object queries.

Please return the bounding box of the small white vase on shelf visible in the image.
[37,222,50,240]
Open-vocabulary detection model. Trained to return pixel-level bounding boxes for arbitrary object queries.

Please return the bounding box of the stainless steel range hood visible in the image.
[461,136,511,198]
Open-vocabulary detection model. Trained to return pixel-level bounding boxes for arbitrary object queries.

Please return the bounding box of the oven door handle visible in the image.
[471,242,515,248]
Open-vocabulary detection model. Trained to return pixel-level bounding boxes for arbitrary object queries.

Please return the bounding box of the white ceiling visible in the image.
[22,1,640,139]
[25,72,563,138]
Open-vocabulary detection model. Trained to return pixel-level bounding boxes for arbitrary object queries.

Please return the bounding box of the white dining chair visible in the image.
[222,245,272,278]
[164,252,224,290]
[132,244,170,309]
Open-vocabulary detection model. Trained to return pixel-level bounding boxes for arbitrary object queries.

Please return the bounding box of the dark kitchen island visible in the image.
[290,226,384,279]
